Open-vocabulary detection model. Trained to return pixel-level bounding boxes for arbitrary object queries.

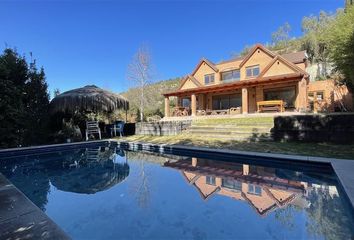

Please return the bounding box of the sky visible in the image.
[0,0,343,96]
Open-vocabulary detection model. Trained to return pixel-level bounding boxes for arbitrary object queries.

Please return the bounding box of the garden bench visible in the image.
[257,100,285,112]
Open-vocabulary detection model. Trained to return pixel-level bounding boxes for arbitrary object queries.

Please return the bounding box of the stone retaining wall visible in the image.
[272,114,354,143]
[135,121,192,136]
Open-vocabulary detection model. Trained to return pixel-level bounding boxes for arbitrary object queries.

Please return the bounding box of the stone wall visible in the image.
[135,121,192,136]
[272,114,354,143]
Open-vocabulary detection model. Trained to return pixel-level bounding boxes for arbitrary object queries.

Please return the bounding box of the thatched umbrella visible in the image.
[50,85,129,114]
[50,161,130,194]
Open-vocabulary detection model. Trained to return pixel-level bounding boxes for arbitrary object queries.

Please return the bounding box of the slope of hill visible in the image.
[121,77,181,117]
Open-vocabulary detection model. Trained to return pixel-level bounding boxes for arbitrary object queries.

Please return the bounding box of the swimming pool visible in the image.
[0,142,353,239]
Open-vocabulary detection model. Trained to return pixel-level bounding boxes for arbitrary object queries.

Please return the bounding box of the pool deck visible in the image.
[0,174,69,240]
[0,139,354,239]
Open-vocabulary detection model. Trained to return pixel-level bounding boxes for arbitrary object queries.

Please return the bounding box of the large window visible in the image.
[212,94,241,110]
[221,70,240,82]
[264,87,296,108]
[222,179,242,191]
[246,65,260,78]
[204,74,215,85]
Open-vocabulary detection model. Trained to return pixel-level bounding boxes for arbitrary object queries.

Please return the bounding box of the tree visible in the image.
[127,45,153,122]
[23,61,50,146]
[0,49,28,147]
[0,48,50,148]
[324,6,354,97]
[301,11,335,64]
[53,88,60,97]
[271,22,291,50]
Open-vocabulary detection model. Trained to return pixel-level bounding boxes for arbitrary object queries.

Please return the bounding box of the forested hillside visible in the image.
[121,77,181,117]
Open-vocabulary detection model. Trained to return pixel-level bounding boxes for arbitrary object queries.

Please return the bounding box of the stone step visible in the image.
[192,122,274,127]
[187,129,271,136]
[185,133,272,142]
[188,128,271,134]
[188,126,272,132]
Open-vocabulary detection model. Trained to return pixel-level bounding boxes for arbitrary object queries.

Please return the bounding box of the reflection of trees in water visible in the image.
[0,146,129,210]
[6,168,50,211]
[274,205,301,231]
[126,151,152,208]
[49,147,129,194]
[306,186,354,240]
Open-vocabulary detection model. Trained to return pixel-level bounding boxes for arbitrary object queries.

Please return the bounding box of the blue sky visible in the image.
[1,0,343,96]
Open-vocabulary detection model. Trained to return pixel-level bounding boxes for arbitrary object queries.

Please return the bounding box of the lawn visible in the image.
[120,133,354,160]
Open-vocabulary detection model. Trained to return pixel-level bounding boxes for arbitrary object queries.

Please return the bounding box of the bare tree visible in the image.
[127,45,153,122]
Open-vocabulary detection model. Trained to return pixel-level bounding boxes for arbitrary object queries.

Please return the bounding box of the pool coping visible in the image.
[113,139,354,211]
[0,139,354,238]
[0,173,70,239]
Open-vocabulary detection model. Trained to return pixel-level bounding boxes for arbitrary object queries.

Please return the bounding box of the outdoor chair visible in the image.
[110,121,125,137]
[85,121,101,141]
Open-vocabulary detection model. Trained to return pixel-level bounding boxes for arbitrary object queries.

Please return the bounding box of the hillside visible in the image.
[121,77,181,117]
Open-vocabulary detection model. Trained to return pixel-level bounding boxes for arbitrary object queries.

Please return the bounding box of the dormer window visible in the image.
[246,65,260,78]
[204,74,215,85]
[221,70,240,82]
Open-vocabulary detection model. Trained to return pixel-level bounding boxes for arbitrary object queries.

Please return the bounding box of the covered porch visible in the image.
[163,73,308,118]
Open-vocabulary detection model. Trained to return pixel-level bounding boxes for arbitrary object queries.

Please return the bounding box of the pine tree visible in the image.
[0,49,28,147]
[0,48,50,148]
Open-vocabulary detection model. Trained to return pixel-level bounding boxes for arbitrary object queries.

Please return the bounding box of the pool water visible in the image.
[0,143,353,240]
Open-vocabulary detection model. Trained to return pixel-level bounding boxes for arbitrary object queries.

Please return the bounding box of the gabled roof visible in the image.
[258,55,307,78]
[217,51,307,67]
[191,58,219,76]
[238,44,276,68]
[193,183,221,201]
[281,51,307,64]
[263,187,297,207]
[241,192,278,217]
[178,75,203,90]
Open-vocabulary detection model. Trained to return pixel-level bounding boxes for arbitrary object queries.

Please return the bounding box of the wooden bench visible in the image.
[257,100,285,113]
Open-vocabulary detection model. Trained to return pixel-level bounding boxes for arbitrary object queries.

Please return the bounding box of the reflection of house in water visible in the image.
[164,157,312,216]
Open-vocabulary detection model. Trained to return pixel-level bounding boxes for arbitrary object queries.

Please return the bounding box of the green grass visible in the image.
[120,134,354,160]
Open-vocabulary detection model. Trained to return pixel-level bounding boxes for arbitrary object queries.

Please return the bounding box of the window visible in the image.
[181,98,191,107]
[308,92,315,111]
[264,87,296,108]
[246,65,260,78]
[222,178,242,191]
[248,184,262,196]
[316,92,324,101]
[204,74,215,85]
[212,94,241,110]
[206,176,216,186]
[221,70,240,82]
